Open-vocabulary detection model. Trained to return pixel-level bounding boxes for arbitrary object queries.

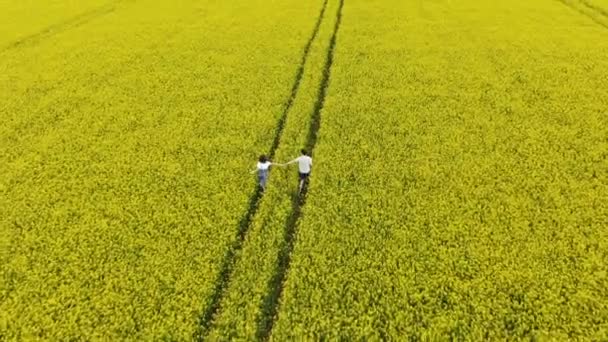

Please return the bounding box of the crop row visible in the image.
[581,0,608,16]
[204,0,342,340]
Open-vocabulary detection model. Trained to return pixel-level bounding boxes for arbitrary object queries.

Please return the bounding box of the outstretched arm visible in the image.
[285,158,298,165]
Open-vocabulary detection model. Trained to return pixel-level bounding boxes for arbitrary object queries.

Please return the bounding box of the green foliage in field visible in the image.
[0,0,320,339]
[273,0,608,339]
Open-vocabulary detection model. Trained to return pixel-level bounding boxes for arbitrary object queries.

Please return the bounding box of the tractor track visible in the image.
[557,0,608,29]
[0,0,132,54]
[255,0,345,340]
[194,0,331,339]
[580,0,608,18]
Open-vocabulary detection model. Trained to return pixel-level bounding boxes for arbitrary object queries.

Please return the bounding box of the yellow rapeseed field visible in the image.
[1,0,607,339]
[1,0,321,339]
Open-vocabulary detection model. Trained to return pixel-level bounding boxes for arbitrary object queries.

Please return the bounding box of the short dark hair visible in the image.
[301,149,308,156]
[259,154,268,163]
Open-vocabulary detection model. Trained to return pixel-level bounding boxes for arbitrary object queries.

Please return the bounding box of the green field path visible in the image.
[273,0,608,339]
[0,0,323,339]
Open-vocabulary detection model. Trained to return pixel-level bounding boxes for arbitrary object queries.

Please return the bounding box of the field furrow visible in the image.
[205,0,344,340]
[0,1,125,53]
[581,0,608,16]
[194,0,330,338]
[0,0,117,48]
[558,0,608,28]
[265,1,345,338]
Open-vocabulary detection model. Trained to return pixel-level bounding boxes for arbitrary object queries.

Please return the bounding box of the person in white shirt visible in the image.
[286,149,313,193]
[250,155,280,191]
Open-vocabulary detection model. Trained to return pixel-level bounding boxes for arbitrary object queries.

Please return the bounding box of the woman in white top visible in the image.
[250,154,280,191]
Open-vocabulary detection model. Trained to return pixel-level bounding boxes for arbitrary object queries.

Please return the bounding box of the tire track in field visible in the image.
[557,0,608,29]
[194,0,330,339]
[0,0,129,54]
[580,0,608,17]
[256,0,344,340]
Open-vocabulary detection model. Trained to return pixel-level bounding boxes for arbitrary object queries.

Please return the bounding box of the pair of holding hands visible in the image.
[249,162,289,174]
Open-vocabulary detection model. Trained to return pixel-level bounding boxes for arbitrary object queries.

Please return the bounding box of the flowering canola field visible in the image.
[1,0,607,340]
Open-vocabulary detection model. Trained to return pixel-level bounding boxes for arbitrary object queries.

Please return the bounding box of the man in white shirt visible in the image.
[286,149,313,193]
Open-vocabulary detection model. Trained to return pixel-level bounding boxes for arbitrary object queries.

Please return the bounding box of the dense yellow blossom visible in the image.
[2,0,607,340]
[0,0,320,339]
